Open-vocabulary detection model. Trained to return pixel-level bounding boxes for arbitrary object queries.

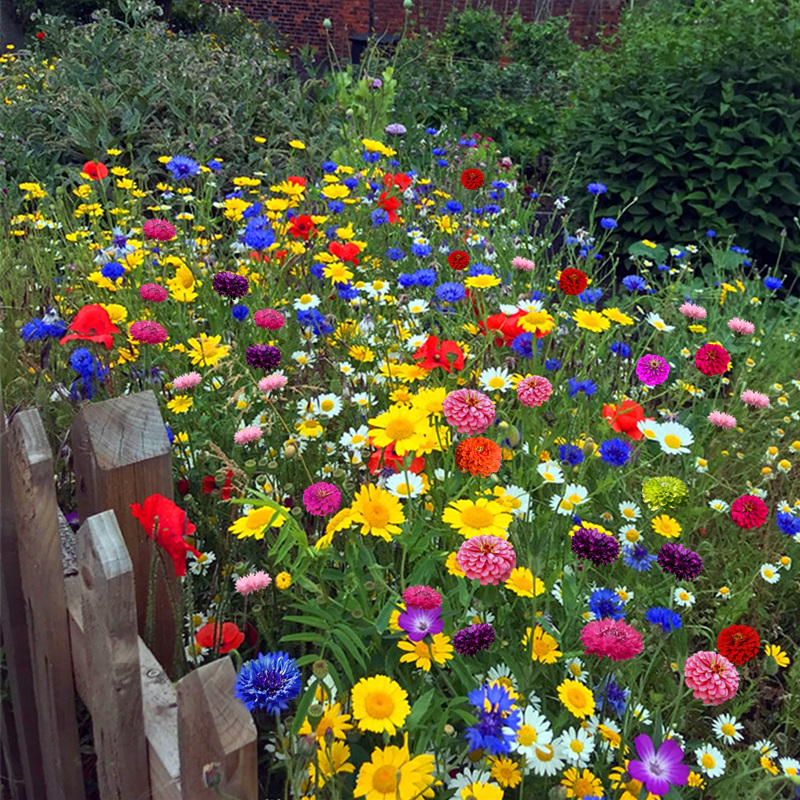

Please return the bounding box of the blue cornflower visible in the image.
[776,512,800,537]
[164,423,175,445]
[398,273,417,289]
[464,682,521,756]
[484,204,501,215]
[363,151,381,163]
[436,282,466,303]
[730,245,749,255]
[20,317,68,342]
[310,262,325,280]
[297,308,333,336]
[657,263,670,271]
[544,358,562,372]
[324,227,338,240]
[371,208,389,226]
[565,235,579,246]
[413,269,437,287]
[243,224,275,251]
[242,204,263,220]
[322,160,338,173]
[232,305,249,321]
[338,282,359,301]
[510,332,534,359]
[596,676,628,717]
[568,379,597,398]
[530,291,547,302]
[578,288,603,304]
[600,217,618,230]
[588,587,626,620]
[386,247,405,261]
[610,341,631,358]
[234,651,302,713]
[446,201,463,214]
[468,263,492,276]
[426,127,439,135]
[559,445,585,466]
[598,438,631,467]
[343,177,359,190]
[431,147,447,157]
[587,182,607,195]
[764,276,783,290]
[69,348,103,400]
[645,606,682,633]
[623,544,657,572]
[327,200,344,214]
[411,242,432,258]
[101,261,126,281]
[166,155,200,180]
[622,275,647,292]
[206,159,222,171]
[706,230,717,238]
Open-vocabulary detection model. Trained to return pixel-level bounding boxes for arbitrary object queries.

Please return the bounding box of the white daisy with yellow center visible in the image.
[760,563,780,584]
[695,745,726,778]
[713,714,743,743]
[537,461,565,484]
[618,501,641,521]
[479,367,514,393]
[655,421,694,455]
[557,726,595,767]
[550,484,588,516]
[673,587,695,607]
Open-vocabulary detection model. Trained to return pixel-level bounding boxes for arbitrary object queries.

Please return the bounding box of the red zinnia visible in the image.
[455,437,502,477]
[82,161,108,180]
[59,304,121,350]
[559,268,588,296]
[717,624,760,665]
[129,493,200,577]
[695,343,731,376]
[383,173,412,192]
[288,214,316,241]
[448,250,469,271]
[195,622,245,654]
[461,168,484,190]
[602,400,650,441]
[413,335,465,373]
[377,191,401,223]
[731,494,769,529]
[328,241,361,265]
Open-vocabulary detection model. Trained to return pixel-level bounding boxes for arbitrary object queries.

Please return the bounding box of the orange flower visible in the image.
[455,437,502,477]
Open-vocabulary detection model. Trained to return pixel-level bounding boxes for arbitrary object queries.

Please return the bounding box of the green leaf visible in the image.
[407,689,436,729]
[327,640,356,685]
[280,632,327,645]
[290,683,320,737]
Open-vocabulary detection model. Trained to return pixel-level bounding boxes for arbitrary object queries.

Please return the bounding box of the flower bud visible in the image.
[312,659,329,679]
[403,0,413,7]
[323,17,331,29]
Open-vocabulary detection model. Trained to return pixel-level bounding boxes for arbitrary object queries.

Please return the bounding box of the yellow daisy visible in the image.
[348,484,406,541]
[522,626,562,664]
[651,514,682,539]
[354,735,436,800]
[351,675,411,736]
[573,309,610,333]
[557,680,595,719]
[397,635,454,671]
[186,333,230,367]
[504,567,545,597]
[368,404,432,456]
[561,767,603,799]
[166,395,193,414]
[442,498,513,539]
[602,307,634,325]
[518,309,555,336]
[308,741,355,789]
[228,504,289,540]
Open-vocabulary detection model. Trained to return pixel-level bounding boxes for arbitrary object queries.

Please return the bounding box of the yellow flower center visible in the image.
[362,502,391,528]
[300,294,312,304]
[517,725,537,747]
[384,418,416,441]
[372,765,398,792]
[364,691,394,719]
[570,740,584,754]
[321,399,335,411]
[567,688,586,709]
[488,377,505,389]
[575,777,594,795]
[535,745,554,762]
[461,505,495,529]
[721,723,736,736]
[701,753,715,769]
[664,434,682,449]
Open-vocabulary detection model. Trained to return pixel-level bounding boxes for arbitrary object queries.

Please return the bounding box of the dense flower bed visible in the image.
[9,129,800,799]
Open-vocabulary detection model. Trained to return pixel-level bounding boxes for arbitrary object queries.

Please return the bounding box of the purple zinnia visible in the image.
[397,605,443,642]
[657,542,703,580]
[212,271,250,299]
[636,354,670,386]
[246,344,281,371]
[453,623,495,656]
[572,527,621,566]
[627,734,690,796]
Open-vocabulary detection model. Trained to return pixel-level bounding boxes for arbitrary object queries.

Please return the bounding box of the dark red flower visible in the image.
[288,214,316,241]
[328,241,361,265]
[461,168,484,190]
[717,624,760,665]
[177,478,190,496]
[195,622,245,654]
[448,250,469,270]
[377,191,401,223]
[82,161,108,180]
[36,31,46,39]
[202,476,217,495]
[59,304,121,350]
[413,335,465,373]
[368,443,425,476]
[383,172,412,192]
[130,494,200,577]
[220,470,236,501]
[559,268,588,295]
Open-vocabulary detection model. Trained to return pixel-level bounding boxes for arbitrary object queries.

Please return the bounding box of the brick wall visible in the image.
[215,0,623,61]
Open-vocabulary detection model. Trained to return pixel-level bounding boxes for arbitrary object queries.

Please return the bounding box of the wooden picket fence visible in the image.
[0,389,258,800]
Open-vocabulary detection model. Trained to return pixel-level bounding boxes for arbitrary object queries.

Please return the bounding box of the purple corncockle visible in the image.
[627,734,690,796]
[397,605,443,642]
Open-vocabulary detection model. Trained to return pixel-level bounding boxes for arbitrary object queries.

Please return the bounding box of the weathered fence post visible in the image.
[72,390,178,677]
[177,658,258,800]
[77,510,150,800]
[5,408,85,800]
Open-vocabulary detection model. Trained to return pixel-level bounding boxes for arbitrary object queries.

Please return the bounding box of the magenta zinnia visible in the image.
[129,320,168,345]
[516,375,553,407]
[580,618,643,661]
[636,354,670,386]
[731,495,769,529]
[303,482,342,516]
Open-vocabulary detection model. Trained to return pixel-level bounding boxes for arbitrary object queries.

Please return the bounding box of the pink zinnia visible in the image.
[442,389,496,434]
[679,302,707,321]
[402,585,443,610]
[254,309,286,330]
[728,317,754,336]
[731,494,769,529]
[139,283,169,302]
[695,343,730,376]
[129,320,168,345]
[235,570,272,595]
[580,618,644,662]
[684,651,739,705]
[511,256,536,271]
[234,426,262,445]
[516,375,553,408]
[172,371,202,391]
[303,481,341,516]
[636,354,670,386]
[456,535,516,586]
[258,374,288,393]
[741,389,770,408]
[142,218,176,241]
[707,410,736,429]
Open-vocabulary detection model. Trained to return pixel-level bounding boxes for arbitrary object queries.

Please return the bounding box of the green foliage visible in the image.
[437,5,504,62]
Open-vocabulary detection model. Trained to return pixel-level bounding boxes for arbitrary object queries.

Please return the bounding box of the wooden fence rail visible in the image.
[1,390,257,800]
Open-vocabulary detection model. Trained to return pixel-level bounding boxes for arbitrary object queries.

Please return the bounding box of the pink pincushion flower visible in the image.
[708,410,737,429]
[679,302,707,320]
[456,535,516,586]
[684,651,739,705]
[235,570,272,595]
[303,481,342,516]
[129,320,168,345]
[234,426,262,445]
[695,343,731,376]
[142,218,176,241]
[172,372,202,391]
[580,618,644,662]
[731,494,769,529]
[402,585,443,610]
[139,283,169,302]
[511,256,536,271]
[442,389,496,434]
[516,375,553,408]
[258,374,288,393]
[636,354,670,386]
[728,317,754,336]
[741,389,770,408]
[254,309,286,330]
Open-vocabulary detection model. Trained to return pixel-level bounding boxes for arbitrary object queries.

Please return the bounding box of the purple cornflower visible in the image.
[212,271,250,299]
[627,734,690,796]
[245,345,281,371]
[397,606,443,642]
[571,527,620,566]
[658,542,703,581]
[453,623,495,656]
[636,354,670,386]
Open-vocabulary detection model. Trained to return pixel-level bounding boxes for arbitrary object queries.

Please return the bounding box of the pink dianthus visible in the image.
[235,570,272,595]
[254,309,286,330]
[679,302,707,321]
[139,283,169,302]
[636,354,670,386]
[129,320,168,345]
[456,535,516,586]
[303,481,342,516]
[684,651,739,705]
[580,618,644,662]
[728,317,754,336]
[142,218,176,241]
[172,372,202,391]
[402,585,443,610]
[707,410,737,429]
[258,374,288,393]
[516,375,553,408]
[511,256,536,271]
[442,389,496,434]
[234,426,262,445]
[741,389,770,408]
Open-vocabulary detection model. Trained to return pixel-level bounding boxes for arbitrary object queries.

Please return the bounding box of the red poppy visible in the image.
[413,335,465,373]
[461,168,484,190]
[328,241,361,265]
[368,442,425,476]
[286,175,307,187]
[36,31,46,39]
[383,172,412,192]
[602,400,650,441]
[477,309,536,347]
[82,161,108,180]
[377,191,401,223]
[448,250,469,270]
[288,214,316,241]
[717,624,760,665]
[195,622,245,654]
[202,476,218,495]
[559,268,588,295]
[130,493,200,577]
[59,304,121,350]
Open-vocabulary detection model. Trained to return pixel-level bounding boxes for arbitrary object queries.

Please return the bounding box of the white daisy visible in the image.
[495,485,531,518]
[350,392,373,411]
[384,471,425,499]
[655,421,694,455]
[189,551,216,576]
[405,334,430,352]
[406,298,429,315]
[753,739,778,759]
[339,361,355,375]
[673,587,695,607]
[632,703,651,724]
[557,726,595,766]
[363,279,390,299]
[479,367,514,393]
[618,501,641,522]
[292,292,320,311]
[709,498,730,513]
[339,425,370,450]
[564,657,588,684]
[713,714,743,743]
[615,585,634,604]
[780,757,800,779]
[537,461,565,484]
[760,563,780,583]
[695,744,726,778]
[526,739,566,777]
[551,580,564,605]
[550,483,589,516]
[646,312,676,332]
[467,607,495,626]
[314,394,343,419]
[445,767,492,793]
[695,456,708,473]
[618,526,642,547]
[637,418,661,441]
[291,350,316,368]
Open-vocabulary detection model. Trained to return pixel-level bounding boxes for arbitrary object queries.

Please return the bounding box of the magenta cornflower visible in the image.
[456,535,516,586]
[684,651,740,705]
[442,389,496,434]
[516,375,553,408]
[580,618,644,661]
[259,374,288,393]
[302,482,342,516]
[172,372,202,391]
[402,585,443,610]
[708,410,737,429]
[741,389,770,408]
[511,256,536,271]
[129,320,168,345]
[728,317,755,336]
[254,309,286,330]
[679,302,707,320]
[139,283,168,302]
[234,426,262,445]
[636,354,670,386]
[235,570,272,595]
[142,218,176,241]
